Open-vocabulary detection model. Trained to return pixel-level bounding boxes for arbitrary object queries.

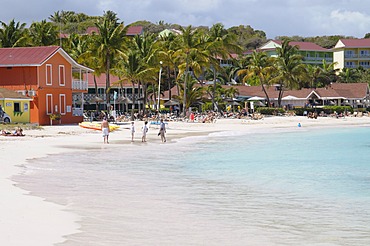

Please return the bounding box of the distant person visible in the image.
[159,119,166,142]
[130,121,135,142]
[0,104,4,119]
[101,117,110,144]
[142,121,148,142]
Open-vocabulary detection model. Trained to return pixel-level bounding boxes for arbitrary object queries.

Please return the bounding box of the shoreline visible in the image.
[1,116,370,245]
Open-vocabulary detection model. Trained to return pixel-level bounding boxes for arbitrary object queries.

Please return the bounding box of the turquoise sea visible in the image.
[15,126,370,245]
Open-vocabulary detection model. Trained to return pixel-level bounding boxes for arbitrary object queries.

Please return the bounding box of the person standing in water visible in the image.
[101,117,110,144]
[142,121,148,142]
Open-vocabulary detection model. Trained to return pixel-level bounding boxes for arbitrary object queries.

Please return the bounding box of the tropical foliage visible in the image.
[0,11,368,115]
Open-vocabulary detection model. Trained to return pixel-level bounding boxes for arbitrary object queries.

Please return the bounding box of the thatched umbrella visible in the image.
[164,99,180,107]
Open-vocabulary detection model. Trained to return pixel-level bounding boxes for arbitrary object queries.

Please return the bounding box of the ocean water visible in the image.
[14,126,370,246]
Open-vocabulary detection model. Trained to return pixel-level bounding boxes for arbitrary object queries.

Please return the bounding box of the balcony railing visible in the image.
[345,54,358,58]
[72,80,88,90]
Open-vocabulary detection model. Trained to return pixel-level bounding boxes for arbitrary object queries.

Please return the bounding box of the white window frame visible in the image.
[59,65,65,86]
[46,94,53,115]
[46,64,52,85]
[59,94,66,115]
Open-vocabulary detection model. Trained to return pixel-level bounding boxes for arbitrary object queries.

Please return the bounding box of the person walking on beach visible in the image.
[130,121,135,142]
[142,121,148,142]
[159,119,166,142]
[101,117,110,144]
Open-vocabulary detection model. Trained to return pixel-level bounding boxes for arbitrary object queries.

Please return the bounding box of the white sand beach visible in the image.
[1,116,370,245]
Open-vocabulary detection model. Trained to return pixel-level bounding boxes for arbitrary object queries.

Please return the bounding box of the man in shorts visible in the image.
[101,117,110,144]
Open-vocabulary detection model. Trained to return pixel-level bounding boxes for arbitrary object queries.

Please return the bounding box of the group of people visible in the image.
[101,118,166,144]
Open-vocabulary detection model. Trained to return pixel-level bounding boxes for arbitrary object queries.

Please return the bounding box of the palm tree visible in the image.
[128,33,157,114]
[93,12,127,108]
[0,19,28,47]
[273,39,307,107]
[238,51,275,106]
[114,50,152,120]
[207,23,241,111]
[157,32,181,103]
[173,74,204,110]
[29,20,58,46]
[174,25,209,115]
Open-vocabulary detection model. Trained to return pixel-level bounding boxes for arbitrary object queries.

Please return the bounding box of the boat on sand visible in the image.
[79,122,120,131]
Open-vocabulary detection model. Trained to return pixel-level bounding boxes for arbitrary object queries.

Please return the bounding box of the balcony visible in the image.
[344,54,358,59]
[72,80,88,91]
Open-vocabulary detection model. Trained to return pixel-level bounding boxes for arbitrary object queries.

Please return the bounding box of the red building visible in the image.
[0,46,93,125]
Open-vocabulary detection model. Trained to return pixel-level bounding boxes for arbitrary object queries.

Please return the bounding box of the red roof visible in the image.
[0,46,60,66]
[337,38,370,48]
[86,26,99,34]
[87,73,131,88]
[126,26,143,36]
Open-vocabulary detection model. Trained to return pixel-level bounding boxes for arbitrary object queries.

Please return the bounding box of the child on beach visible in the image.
[142,121,148,142]
[130,121,135,142]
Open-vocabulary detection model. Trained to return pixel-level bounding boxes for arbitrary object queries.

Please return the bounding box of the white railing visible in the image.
[72,80,88,90]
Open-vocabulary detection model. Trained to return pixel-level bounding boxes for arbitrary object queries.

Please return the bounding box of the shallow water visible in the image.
[15,126,370,245]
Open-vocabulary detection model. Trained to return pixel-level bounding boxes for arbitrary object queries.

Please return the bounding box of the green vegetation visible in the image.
[1,10,370,116]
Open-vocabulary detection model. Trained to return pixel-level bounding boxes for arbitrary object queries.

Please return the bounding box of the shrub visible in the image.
[322,106,353,114]
[256,107,285,115]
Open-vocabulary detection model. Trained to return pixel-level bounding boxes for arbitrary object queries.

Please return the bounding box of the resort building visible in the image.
[332,38,370,71]
[82,73,144,114]
[0,46,93,125]
[258,40,333,66]
[235,83,370,108]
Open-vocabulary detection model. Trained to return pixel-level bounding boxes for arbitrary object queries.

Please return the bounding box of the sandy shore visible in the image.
[1,116,369,245]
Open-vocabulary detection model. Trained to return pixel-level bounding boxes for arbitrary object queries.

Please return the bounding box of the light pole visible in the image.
[157,61,163,111]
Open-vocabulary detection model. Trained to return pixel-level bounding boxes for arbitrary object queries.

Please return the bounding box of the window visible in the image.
[14,102,21,112]
[359,61,370,67]
[360,50,370,58]
[345,50,355,58]
[59,65,65,86]
[46,94,53,114]
[46,64,52,85]
[59,94,66,115]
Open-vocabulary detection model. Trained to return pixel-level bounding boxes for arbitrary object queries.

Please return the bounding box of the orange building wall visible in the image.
[0,52,83,125]
[34,53,83,125]
[0,67,38,90]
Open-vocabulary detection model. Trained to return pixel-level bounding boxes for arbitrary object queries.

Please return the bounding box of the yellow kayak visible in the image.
[79,122,120,131]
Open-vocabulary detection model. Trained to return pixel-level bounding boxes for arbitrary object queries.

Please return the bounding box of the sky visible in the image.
[1,0,370,39]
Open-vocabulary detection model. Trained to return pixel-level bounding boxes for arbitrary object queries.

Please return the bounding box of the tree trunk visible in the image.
[131,81,136,121]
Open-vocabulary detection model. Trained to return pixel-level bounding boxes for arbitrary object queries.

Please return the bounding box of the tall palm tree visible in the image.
[93,12,127,107]
[174,25,208,115]
[0,19,28,47]
[273,39,306,107]
[128,33,157,114]
[207,23,241,111]
[114,50,152,120]
[29,20,58,46]
[238,51,275,106]
[157,32,181,103]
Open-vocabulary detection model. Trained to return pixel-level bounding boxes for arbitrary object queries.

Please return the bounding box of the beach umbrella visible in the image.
[164,100,180,107]
[89,96,104,103]
[228,101,241,106]
[117,96,133,104]
[247,96,265,101]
